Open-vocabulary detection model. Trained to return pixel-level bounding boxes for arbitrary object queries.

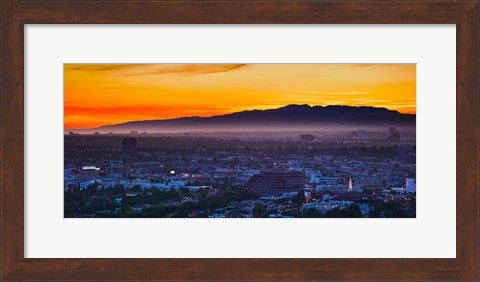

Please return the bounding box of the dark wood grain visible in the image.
[1,1,479,281]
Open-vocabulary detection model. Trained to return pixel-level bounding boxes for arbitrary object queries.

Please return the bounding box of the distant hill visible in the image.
[96,104,415,133]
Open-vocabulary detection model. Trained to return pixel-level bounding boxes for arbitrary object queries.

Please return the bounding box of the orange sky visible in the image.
[64,64,416,129]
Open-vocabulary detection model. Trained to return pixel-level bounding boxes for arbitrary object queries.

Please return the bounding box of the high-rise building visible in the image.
[388,132,400,142]
[358,130,367,138]
[244,171,305,196]
[388,127,398,135]
[355,178,387,190]
[79,166,100,182]
[388,127,400,141]
[406,178,416,193]
[122,137,137,150]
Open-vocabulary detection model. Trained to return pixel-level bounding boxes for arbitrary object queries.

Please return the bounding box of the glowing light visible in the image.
[82,166,100,171]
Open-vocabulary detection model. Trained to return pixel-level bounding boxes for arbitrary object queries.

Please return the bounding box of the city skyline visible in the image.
[64,64,416,129]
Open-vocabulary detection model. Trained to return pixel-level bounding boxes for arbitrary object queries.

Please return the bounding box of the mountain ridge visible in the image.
[95,104,415,133]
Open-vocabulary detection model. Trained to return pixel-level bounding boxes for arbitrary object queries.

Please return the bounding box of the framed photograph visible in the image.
[63,63,417,220]
[1,1,478,281]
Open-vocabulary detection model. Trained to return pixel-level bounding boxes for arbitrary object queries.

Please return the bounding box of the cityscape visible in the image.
[64,64,416,218]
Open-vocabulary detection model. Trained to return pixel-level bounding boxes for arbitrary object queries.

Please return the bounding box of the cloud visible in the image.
[348,64,394,68]
[64,104,231,118]
[65,64,250,77]
[291,90,371,95]
[126,64,249,76]
[344,98,390,103]
[64,64,145,71]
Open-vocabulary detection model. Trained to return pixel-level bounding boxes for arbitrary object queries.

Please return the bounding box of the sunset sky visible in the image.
[64,64,416,129]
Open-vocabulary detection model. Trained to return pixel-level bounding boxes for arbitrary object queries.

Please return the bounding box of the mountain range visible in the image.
[96,104,415,133]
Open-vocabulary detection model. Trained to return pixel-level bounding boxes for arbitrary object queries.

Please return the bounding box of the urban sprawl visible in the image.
[64,128,416,218]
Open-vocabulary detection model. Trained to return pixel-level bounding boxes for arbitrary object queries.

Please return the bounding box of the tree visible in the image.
[324,204,362,218]
[252,204,267,218]
[303,208,322,218]
[180,187,190,195]
[173,207,189,218]
[294,189,306,206]
[369,201,413,218]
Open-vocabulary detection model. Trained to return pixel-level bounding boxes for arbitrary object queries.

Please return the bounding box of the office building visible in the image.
[406,178,416,193]
[358,130,367,138]
[79,166,100,182]
[244,171,305,196]
[389,127,399,135]
[388,127,400,142]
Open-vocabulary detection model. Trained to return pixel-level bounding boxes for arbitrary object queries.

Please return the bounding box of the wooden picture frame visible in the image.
[1,1,478,280]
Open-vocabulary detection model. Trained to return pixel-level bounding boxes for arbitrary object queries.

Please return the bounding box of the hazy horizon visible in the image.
[64,104,416,135]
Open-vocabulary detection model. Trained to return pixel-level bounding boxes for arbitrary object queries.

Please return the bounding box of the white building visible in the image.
[79,166,100,182]
[406,178,416,193]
